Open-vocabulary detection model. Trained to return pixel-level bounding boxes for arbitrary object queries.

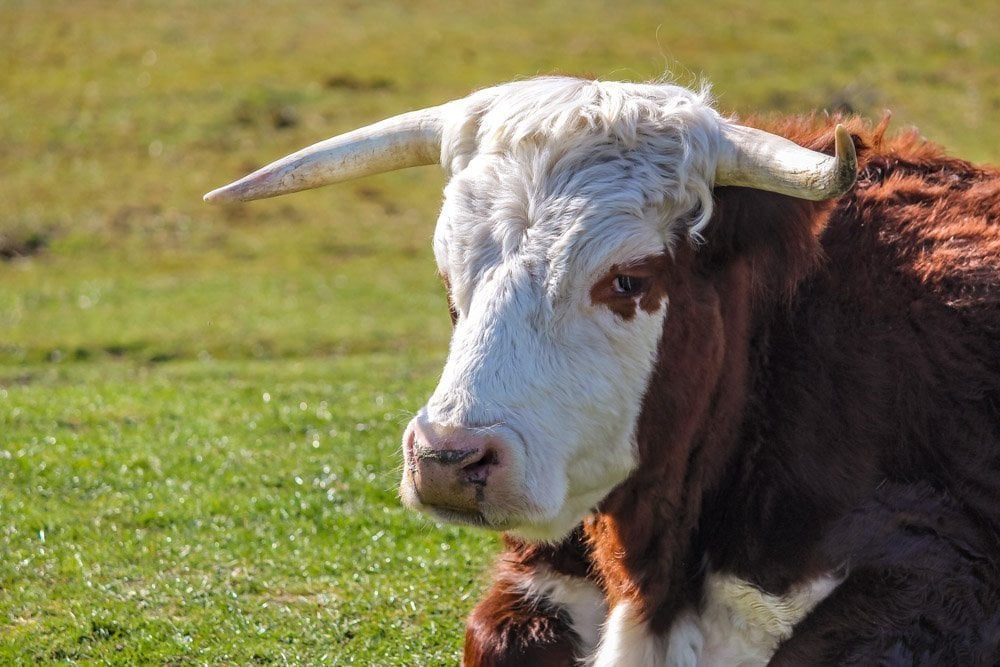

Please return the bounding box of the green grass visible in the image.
[2,358,497,664]
[1,0,997,663]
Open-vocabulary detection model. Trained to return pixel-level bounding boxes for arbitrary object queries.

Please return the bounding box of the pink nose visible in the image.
[403,418,510,515]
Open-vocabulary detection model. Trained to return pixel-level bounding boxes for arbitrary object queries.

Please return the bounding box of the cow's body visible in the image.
[206,77,1000,665]
[465,115,1000,665]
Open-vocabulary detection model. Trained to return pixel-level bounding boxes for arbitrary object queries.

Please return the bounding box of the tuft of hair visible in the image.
[440,76,725,243]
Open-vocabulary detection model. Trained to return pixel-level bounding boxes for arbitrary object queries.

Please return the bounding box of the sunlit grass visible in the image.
[1,358,497,664]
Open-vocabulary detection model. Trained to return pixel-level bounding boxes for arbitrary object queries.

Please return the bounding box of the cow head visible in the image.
[205,77,855,542]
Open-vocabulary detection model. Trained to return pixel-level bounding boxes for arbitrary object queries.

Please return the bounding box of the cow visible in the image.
[205,76,1000,665]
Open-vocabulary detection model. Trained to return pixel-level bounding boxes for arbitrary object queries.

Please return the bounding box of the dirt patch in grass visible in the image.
[0,227,50,261]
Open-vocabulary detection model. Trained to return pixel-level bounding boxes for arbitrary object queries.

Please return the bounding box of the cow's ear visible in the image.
[697,188,833,299]
[695,121,868,297]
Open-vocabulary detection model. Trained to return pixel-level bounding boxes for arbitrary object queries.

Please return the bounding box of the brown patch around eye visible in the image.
[441,273,459,326]
[590,254,671,321]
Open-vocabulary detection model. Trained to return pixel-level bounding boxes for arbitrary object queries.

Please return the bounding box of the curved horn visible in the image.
[716,123,857,201]
[203,104,449,204]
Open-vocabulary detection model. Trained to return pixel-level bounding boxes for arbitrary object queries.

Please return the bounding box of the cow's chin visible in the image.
[424,506,505,530]
[399,478,536,534]
[399,477,616,544]
[503,484,624,543]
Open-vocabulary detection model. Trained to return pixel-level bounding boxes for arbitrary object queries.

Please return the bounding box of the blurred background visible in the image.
[1,0,996,663]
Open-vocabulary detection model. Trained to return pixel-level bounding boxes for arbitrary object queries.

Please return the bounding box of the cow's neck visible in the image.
[585,188,836,635]
[585,242,762,634]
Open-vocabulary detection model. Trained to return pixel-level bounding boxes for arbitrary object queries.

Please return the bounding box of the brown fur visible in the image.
[464,530,594,666]
[465,117,1000,664]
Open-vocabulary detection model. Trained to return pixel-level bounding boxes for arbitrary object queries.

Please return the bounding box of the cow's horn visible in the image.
[203,105,449,204]
[715,123,857,201]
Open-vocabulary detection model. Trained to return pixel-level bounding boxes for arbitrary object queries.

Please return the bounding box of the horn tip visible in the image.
[202,188,226,204]
[203,181,251,204]
[832,124,859,194]
[834,124,857,164]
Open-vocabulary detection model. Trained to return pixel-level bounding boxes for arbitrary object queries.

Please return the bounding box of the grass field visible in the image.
[2,1,997,663]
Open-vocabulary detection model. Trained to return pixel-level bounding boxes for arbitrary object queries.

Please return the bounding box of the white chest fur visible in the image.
[697,572,841,666]
[519,568,842,667]
[536,569,841,666]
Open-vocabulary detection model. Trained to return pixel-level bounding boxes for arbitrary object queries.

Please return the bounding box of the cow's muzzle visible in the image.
[400,415,523,526]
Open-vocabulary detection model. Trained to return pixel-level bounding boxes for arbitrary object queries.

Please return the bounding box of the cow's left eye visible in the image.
[612,275,645,295]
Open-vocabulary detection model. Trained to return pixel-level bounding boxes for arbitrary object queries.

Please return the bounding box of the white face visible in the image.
[398,78,719,541]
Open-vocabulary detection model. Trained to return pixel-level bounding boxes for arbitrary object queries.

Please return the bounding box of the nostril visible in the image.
[461,446,501,485]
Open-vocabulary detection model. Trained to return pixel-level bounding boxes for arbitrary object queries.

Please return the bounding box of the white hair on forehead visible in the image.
[440,76,723,241]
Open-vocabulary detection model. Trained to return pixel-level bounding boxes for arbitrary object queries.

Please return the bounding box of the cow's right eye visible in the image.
[612,275,646,296]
